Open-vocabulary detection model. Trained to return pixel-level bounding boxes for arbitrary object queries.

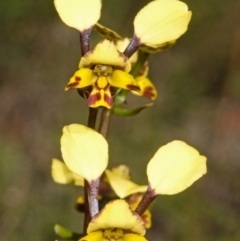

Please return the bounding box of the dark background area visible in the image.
[1,0,240,240]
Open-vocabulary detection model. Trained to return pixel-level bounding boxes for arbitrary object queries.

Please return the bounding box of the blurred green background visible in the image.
[1,0,240,240]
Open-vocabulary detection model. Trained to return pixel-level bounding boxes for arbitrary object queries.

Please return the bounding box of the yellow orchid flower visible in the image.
[60,124,108,183]
[81,200,147,241]
[55,0,192,107]
[65,39,140,109]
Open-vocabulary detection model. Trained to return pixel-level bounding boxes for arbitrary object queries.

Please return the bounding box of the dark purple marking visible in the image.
[104,94,113,108]
[66,82,79,89]
[87,92,101,106]
[75,76,81,82]
[66,76,82,89]
[126,84,141,91]
[143,87,155,99]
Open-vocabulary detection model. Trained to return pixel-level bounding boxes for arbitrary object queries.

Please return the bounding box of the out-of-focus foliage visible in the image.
[1,0,240,241]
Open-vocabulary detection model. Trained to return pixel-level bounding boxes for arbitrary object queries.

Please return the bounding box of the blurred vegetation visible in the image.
[1,0,240,240]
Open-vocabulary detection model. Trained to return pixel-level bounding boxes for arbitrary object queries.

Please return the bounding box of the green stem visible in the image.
[130,50,149,78]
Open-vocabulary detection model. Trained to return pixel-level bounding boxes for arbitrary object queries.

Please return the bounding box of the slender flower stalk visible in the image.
[98,109,111,138]
[135,187,156,216]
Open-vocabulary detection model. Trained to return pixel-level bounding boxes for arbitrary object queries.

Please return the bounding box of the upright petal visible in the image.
[134,0,192,45]
[87,200,146,236]
[147,141,207,195]
[79,40,131,72]
[54,0,102,31]
[61,124,108,182]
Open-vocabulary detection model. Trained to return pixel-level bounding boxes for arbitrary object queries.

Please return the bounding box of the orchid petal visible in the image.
[51,158,84,186]
[147,141,207,195]
[61,124,108,182]
[109,70,140,92]
[54,0,102,32]
[134,0,192,45]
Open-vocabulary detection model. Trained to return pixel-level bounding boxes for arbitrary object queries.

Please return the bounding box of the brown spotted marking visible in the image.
[143,86,155,99]
[126,84,140,91]
[87,92,101,106]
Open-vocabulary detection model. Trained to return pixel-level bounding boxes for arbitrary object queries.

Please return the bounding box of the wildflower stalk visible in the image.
[99,108,111,138]
[87,107,98,129]
[82,108,98,234]
[83,180,90,234]
[135,187,156,215]
[80,29,92,57]
[88,178,100,217]
[123,35,141,58]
